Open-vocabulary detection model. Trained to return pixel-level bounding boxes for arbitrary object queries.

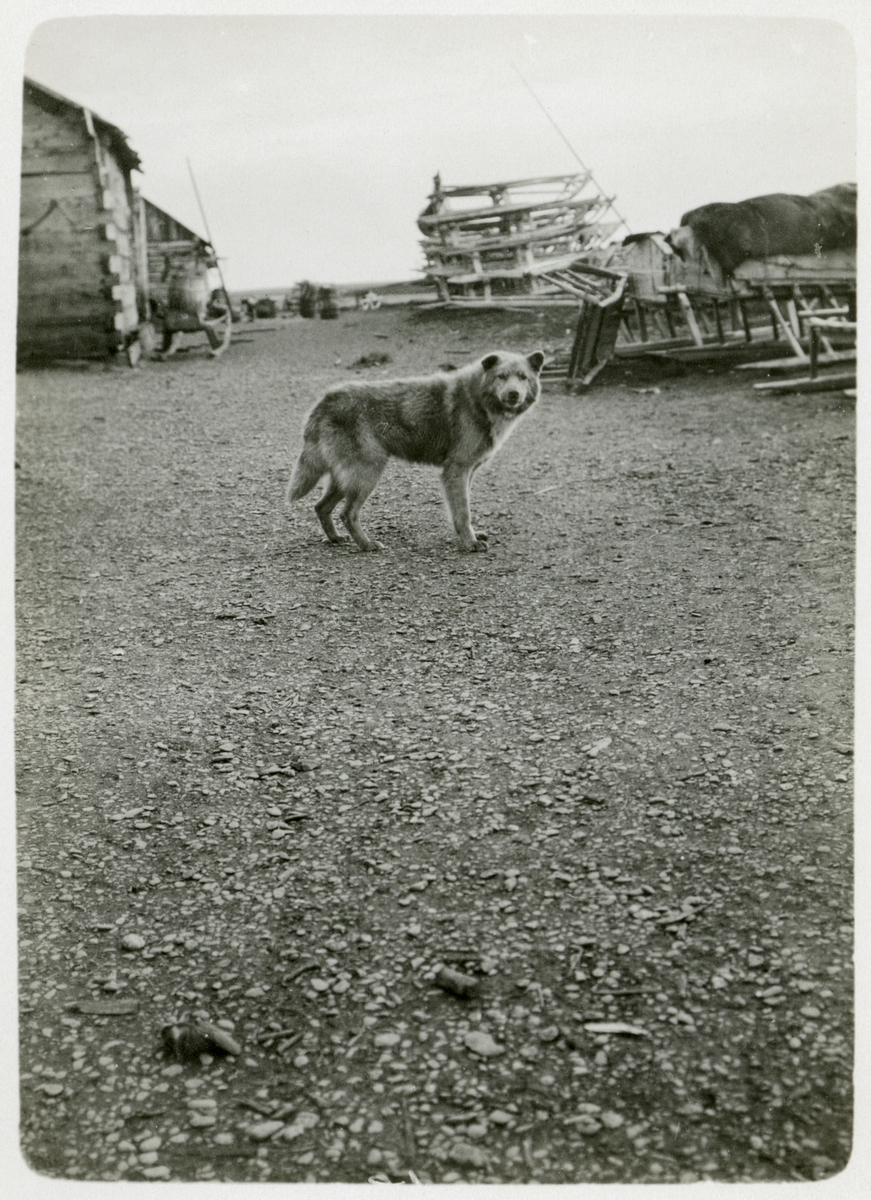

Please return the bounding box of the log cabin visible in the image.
[18,77,142,363]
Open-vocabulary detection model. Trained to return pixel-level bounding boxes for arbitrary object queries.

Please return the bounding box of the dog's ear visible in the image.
[481,353,501,372]
[527,351,545,374]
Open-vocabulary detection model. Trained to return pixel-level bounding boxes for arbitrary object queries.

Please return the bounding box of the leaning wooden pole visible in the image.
[186,157,231,303]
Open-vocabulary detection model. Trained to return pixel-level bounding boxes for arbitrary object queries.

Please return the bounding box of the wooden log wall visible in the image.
[18,86,138,362]
[135,197,213,314]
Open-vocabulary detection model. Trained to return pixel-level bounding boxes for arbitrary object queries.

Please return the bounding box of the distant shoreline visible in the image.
[230,279,435,297]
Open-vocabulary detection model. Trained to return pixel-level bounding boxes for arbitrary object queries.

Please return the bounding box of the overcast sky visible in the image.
[19,12,860,292]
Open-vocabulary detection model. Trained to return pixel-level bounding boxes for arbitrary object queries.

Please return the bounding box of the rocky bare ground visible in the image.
[15,305,854,1184]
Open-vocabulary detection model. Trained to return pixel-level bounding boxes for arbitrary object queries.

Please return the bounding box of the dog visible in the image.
[287,350,544,552]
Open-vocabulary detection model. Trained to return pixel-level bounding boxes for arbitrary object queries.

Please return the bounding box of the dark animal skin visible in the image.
[666,183,856,275]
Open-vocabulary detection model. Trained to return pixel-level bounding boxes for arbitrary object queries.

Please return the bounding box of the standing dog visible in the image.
[288,350,544,552]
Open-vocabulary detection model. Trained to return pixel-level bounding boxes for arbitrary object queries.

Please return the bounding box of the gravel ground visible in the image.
[15,305,854,1185]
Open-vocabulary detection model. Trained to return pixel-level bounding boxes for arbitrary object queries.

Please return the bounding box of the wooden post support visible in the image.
[714,300,725,344]
[657,286,705,347]
[664,298,677,339]
[566,298,587,381]
[786,297,801,340]
[633,297,648,342]
[729,297,741,335]
[739,299,753,343]
[810,322,821,379]
[763,288,806,360]
[807,318,856,380]
[676,290,704,347]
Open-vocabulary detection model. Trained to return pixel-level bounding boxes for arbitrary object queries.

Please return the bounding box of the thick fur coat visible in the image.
[288,349,544,552]
[667,183,857,275]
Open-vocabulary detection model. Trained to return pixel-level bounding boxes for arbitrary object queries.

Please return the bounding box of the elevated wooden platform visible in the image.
[561,245,856,391]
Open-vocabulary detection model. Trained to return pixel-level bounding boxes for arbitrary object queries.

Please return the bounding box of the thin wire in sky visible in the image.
[511,63,631,235]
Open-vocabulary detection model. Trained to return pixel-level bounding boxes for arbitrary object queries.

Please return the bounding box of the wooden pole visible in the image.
[763,288,806,360]
[186,158,231,304]
[676,290,704,347]
[753,370,855,394]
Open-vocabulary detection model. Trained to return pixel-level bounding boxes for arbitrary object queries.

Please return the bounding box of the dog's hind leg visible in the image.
[314,476,349,544]
[340,463,386,552]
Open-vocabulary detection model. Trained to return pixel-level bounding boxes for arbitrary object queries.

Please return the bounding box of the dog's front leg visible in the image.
[442,464,487,552]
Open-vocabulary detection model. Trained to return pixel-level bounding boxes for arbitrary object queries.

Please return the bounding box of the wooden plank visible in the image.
[562,260,624,282]
[18,275,108,300]
[566,299,589,380]
[18,254,106,283]
[737,350,855,372]
[20,227,106,254]
[418,297,582,311]
[18,259,107,291]
[21,172,101,209]
[435,173,589,198]
[806,318,857,333]
[18,290,112,322]
[616,319,774,353]
[420,197,596,232]
[17,294,116,323]
[536,273,591,300]
[420,209,599,253]
[147,239,208,255]
[21,144,92,176]
[565,279,626,385]
[22,151,95,175]
[753,371,856,394]
[19,237,105,264]
[619,325,785,358]
[615,337,702,357]
[17,324,117,361]
[425,251,622,284]
[642,344,788,364]
[786,298,801,339]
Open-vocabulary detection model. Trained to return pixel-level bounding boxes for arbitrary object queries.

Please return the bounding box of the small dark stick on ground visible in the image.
[433,965,481,998]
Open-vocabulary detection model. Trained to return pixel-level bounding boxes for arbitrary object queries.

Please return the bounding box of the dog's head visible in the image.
[480,350,545,415]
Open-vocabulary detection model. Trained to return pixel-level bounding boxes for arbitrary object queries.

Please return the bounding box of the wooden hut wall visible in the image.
[136,197,212,312]
[18,82,139,362]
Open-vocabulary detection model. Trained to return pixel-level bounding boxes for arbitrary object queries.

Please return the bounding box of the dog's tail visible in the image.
[287,440,327,503]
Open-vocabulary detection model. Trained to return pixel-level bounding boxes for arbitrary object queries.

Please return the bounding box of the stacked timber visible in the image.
[418,173,625,304]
